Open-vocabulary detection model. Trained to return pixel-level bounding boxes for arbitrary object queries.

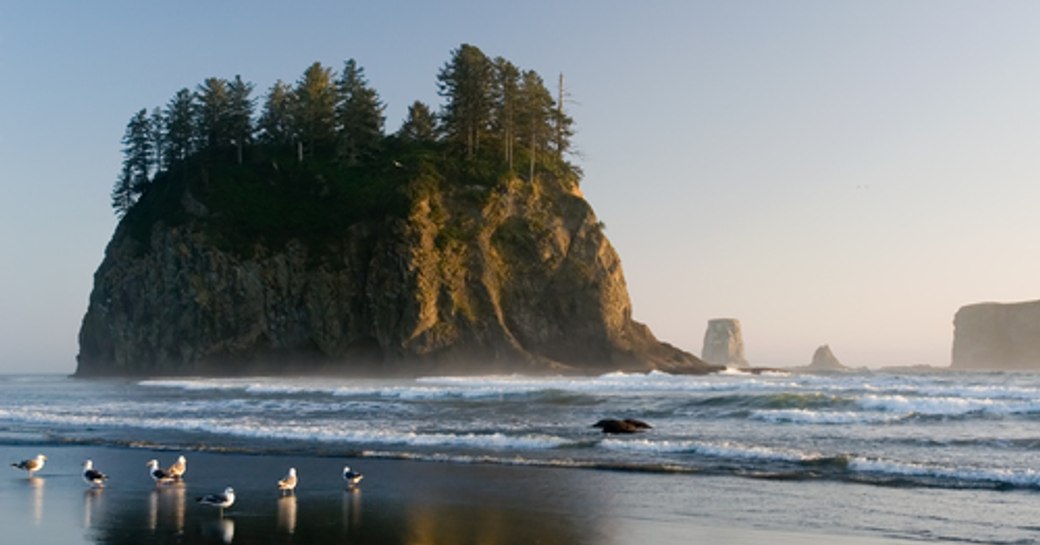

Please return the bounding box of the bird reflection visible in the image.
[202,518,235,544]
[83,487,103,528]
[342,488,362,528]
[148,482,186,534]
[277,494,297,534]
[27,477,44,525]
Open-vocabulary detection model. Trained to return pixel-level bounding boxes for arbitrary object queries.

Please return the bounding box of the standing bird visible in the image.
[11,454,46,477]
[82,459,108,488]
[342,466,363,489]
[197,486,235,515]
[167,455,187,481]
[277,467,298,494]
[147,459,174,484]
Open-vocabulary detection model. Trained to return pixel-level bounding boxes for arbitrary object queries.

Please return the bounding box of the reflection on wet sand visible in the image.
[202,517,234,544]
[147,483,185,535]
[27,477,44,525]
[276,494,297,534]
[83,488,103,528]
[81,457,602,545]
[342,489,362,529]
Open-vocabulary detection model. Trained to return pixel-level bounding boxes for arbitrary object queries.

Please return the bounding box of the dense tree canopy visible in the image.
[112,44,577,218]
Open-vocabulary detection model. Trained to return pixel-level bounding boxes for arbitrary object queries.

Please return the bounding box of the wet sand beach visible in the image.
[0,443,955,545]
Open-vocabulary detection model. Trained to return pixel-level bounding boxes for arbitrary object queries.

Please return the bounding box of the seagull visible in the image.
[82,459,108,488]
[277,467,298,493]
[167,455,187,481]
[197,486,235,515]
[342,466,363,489]
[147,459,175,484]
[11,454,46,477]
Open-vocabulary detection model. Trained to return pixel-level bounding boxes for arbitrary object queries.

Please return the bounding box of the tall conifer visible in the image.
[437,44,494,159]
[335,59,385,165]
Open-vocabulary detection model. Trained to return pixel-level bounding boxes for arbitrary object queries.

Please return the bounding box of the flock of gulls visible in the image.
[7,418,641,520]
[9,452,364,515]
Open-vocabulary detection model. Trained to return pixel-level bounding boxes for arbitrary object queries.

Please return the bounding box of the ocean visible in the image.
[1,369,1039,544]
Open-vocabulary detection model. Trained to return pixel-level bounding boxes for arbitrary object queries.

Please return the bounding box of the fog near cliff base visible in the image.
[5,2,1040,372]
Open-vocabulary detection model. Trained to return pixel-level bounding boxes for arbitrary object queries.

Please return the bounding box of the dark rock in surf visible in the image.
[592,418,652,434]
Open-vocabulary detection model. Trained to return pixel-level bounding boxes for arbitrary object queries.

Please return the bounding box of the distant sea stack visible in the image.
[76,174,710,377]
[952,300,1040,370]
[701,318,748,367]
[807,344,845,371]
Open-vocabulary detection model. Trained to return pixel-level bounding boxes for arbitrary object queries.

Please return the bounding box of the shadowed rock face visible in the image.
[77,176,712,377]
[952,300,1040,370]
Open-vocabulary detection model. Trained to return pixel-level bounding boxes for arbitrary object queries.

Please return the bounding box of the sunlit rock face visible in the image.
[807,344,845,371]
[701,318,748,367]
[952,300,1040,370]
[76,176,711,377]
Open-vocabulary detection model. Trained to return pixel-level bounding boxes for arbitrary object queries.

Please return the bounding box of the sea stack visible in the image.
[807,344,845,371]
[952,300,1040,370]
[76,175,711,377]
[701,318,748,367]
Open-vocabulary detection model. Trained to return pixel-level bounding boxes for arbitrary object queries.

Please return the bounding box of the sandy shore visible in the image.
[0,443,934,545]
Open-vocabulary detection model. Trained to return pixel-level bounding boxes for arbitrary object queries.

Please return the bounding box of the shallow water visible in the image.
[1,370,1039,543]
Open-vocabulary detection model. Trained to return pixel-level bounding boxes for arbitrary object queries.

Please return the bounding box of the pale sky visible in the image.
[2,1,1039,374]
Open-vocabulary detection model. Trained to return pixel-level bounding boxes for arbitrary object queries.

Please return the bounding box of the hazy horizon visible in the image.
[3,1,1039,373]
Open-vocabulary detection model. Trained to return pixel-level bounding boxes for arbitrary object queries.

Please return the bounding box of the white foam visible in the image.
[0,406,570,451]
[855,394,1040,416]
[750,409,906,425]
[849,456,1040,487]
[600,438,824,463]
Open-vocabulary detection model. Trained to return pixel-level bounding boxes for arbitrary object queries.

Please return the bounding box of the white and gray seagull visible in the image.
[146,459,175,484]
[82,459,108,488]
[197,486,236,515]
[342,465,363,489]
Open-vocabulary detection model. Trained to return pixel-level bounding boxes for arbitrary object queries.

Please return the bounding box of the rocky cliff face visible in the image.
[952,300,1040,370]
[701,318,748,367]
[77,175,710,376]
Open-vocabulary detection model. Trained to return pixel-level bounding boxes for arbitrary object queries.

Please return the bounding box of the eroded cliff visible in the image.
[952,300,1040,370]
[77,169,709,376]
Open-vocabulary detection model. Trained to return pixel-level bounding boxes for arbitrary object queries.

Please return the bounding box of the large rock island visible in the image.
[951,299,1040,370]
[77,160,708,377]
[78,47,715,377]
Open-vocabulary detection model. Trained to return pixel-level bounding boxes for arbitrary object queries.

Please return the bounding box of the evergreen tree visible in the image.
[437,44,494,159]
[163,88,195,167]
[551,73,574,161]
[335,59,385,165]
[292,62,337,158]
[195,77,232,150]
[397,101,437,142]
[149,107,166,173]
[491,57,521,170]
[112,108,154,216]
[516,70,554,181]
[257,80,295,146]
[227,74,255,164]
[111,165,135,218]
